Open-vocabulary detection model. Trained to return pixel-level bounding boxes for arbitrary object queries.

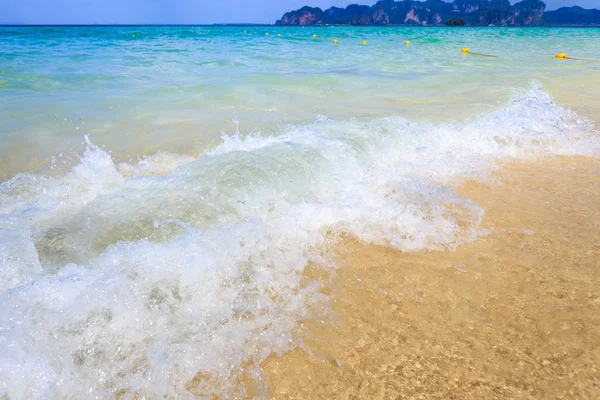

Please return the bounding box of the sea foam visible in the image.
[0,83,597,398]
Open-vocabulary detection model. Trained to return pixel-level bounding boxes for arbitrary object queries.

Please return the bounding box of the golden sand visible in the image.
[261,156,600,399]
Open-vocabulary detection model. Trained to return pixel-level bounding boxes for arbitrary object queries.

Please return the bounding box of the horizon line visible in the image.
[0,23,275,27]
[2,24,600,28]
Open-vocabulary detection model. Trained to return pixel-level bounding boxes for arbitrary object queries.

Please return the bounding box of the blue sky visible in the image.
[1,0,597,25]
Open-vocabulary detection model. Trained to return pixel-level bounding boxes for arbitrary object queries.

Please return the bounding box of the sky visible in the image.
[1,0,598,25]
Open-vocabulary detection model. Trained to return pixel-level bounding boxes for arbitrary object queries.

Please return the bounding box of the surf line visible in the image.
[461,48,497,58]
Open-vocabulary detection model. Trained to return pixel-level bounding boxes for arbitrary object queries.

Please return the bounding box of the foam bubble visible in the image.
[0,83,598,398]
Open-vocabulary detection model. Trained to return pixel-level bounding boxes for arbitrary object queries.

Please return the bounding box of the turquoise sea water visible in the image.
[2,26,600,178]
[0,26,599,398]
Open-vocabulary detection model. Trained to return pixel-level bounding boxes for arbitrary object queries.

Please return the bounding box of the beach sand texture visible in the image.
[262,156,600,399]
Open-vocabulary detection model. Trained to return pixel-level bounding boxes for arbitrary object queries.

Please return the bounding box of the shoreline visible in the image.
[261,155,600,399]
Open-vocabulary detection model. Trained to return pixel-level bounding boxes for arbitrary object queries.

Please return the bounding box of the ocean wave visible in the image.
[0,82,597,398]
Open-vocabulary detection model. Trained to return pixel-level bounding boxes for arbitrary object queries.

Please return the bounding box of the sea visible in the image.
[0,26,599,398]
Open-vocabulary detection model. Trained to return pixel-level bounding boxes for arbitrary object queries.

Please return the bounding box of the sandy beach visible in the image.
[262,155,600,399]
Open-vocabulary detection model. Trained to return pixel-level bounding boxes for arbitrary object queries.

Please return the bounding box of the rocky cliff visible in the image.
[276,0,597,26]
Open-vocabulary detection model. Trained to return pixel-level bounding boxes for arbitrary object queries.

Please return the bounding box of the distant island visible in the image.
[276,1,600,26]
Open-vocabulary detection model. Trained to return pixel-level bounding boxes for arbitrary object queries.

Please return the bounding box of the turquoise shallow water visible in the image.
[0,26,599,398]
[1,26,600,179]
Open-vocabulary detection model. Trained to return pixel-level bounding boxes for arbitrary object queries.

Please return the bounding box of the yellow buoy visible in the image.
[313,34,317,39]
[462,48,469,53]
[362,40,368,45]
[277,33,281,37]
[555,53,567,59]
[404,41,411,45]
[266,32,269,35]
[333,39,339,44]
[243,30,247,34]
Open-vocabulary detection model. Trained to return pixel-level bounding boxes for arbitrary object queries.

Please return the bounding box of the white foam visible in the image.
[0,83,598,398]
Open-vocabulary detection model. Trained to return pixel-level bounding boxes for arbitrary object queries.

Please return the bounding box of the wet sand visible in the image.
[262,156,600,399]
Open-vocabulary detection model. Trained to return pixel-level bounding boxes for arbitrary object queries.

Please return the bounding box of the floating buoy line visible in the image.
[461,48,497,57]
[555,53,600,62]
[241,31,599,62]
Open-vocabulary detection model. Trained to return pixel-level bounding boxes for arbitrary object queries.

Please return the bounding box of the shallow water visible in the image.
[0,26,599,398]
